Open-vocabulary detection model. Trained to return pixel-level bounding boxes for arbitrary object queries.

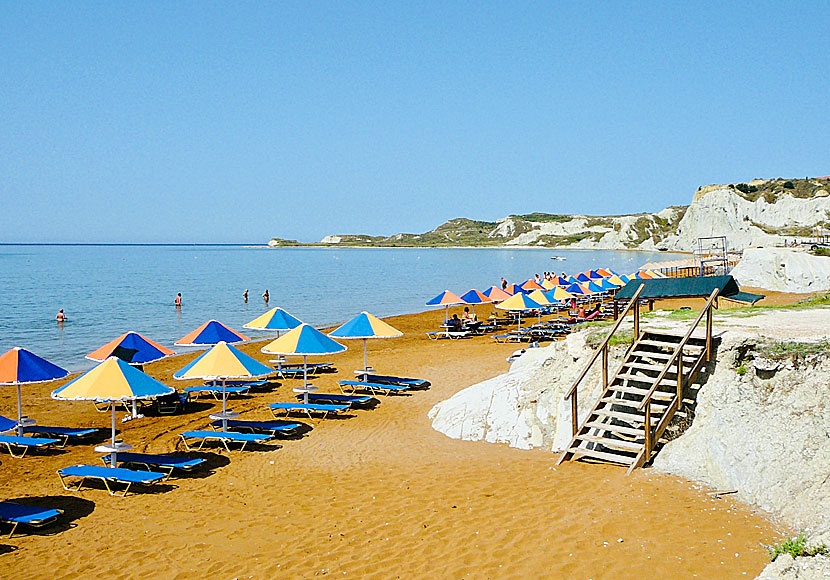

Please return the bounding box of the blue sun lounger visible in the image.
[209,419,304,437]
[204,379,270,388]
[183,385,250,400]
[354,373,431,389]
[179,430,271,452]
[0,434,61,458]
[0,501,63,538]
[293,392,375,408]
[57,464,167,496]
[21,426,99,447]
[339,380,409,396]
[268,402,349,420]
[100,452,206,479]
[0,415,17,433]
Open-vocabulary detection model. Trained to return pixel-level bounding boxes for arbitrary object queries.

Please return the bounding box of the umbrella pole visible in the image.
[16,384,23,437]
[222,379,228,432]
[132,399,138,419]
[303,355,309,404]
[363,338,368,378]
[110,404,117,468]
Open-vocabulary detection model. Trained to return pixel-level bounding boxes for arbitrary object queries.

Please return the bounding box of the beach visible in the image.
[0,309,784,579]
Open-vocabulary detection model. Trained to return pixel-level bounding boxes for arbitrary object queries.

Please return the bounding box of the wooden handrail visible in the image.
[564,284,645,399]
[636,288,719,411]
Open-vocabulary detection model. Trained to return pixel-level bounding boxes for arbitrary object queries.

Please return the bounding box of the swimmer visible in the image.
[262,289,269,302]
[56,309,66,322]
[243,289,249,302]
[175,293,182,308]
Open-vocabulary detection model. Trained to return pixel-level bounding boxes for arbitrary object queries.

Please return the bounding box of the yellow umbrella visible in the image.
[541,279,557,290]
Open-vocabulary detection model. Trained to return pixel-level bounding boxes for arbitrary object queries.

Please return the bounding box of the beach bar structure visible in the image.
[557,275,763,473]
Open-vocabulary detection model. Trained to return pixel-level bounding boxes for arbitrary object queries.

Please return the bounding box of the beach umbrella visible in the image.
[503,283,527,296]
[460,289,493,318]
[608,274,629,286]
[175,320,250,347]
[585,281,604,294]
[174,341,272,432]
[588,270,605,280]
[541,279,556,290]
[496,293,544,332]
[0,348,69,436]
[564,283,587,296]
[262,324,347,402]
[482,286,511,301]
[426,290,464,323]
[646,269,667,278]
[566,276,581,285]
[575,272,592,283]
[243,307,303,337]
[546,286,576,302]
[329,311,403,375]
[633,271,653,280]
[87,332,176,419]
[521,279,544,292]
[598,278,620,291]
[552,276,571,286]
[596,268,612,277]
[527,290,552,323]
[52,358,174,467]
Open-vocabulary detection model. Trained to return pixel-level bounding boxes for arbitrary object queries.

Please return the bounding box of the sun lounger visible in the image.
[156,392,190,415]
[0,415,17,433]
[0,501,63,538]
[293,392,375,408]
[0,434,60,458]
[338,380,409,396]
[178,430,271,452]
[353,373,430,389]
[209,419,304,437]
[426,331,470,340]
[21,426,98,447]
[204,379,270,388]
[57,464,167,496]
[268,402,349,420]
[100,452,206,478]
[183,385,250,400]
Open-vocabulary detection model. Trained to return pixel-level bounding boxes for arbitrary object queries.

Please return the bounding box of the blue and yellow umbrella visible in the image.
[175,320,250,347]
[496,293,544,332]
[174,341,273,431]
[52,357,174,466]
[329,311,402,374]
[262,324,347,399]
[0,347,69,436]
[243,307,303,337]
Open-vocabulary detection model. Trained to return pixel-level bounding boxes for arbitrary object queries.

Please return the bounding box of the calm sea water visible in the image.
[0,245,682,371]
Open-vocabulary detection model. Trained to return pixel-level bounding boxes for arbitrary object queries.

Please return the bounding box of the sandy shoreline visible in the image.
[0,309,784,578]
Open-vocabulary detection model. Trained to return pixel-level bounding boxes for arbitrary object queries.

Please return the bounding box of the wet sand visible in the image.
[0,308,785,579]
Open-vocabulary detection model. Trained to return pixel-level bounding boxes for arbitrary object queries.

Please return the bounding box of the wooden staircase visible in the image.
[557,286,719,474]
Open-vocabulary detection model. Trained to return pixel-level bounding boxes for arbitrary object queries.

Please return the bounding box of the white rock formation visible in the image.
[320,235,342,244]
[731,248,830,293]
[755,554,830,580]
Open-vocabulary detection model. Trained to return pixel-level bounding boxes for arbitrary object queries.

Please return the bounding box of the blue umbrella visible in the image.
[0,347,69,436]
[329,311,402,374]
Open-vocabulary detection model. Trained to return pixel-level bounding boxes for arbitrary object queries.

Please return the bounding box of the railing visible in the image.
[637,288,719,462]
[564,284,645,436]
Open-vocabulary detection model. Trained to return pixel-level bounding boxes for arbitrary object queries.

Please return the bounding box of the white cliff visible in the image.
[730,247,830,293]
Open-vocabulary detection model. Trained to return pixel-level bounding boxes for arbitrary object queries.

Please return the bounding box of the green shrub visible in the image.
[783,180,795,189]
[769,532,829,561]
[736,365,747,376]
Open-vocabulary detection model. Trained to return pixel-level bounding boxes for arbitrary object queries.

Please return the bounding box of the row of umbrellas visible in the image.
[1,309,403,468]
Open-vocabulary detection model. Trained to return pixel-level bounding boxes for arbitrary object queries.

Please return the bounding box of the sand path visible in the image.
[0,310,783,578]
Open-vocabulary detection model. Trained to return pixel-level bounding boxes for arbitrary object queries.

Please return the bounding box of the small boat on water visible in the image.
[550,256,566,261]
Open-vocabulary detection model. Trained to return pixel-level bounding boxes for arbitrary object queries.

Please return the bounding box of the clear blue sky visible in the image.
[2,2,828,243]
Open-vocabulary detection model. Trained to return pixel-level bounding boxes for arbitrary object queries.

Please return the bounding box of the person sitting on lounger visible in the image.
[461,307,476,325]
[448,314,463,332]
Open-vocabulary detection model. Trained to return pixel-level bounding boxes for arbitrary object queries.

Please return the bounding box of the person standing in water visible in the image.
[56,309,66,322]
[243,289,249,302]
[175,293,182,308]
[262,289,269,302]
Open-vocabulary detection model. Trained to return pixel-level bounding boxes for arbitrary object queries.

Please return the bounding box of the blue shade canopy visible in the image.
[86,331,175,364]
[52,357,174,401]
[599,278,620,291]
[425,290,463,306]
[262,323,347,356]
[565,283,587,295]
[0,347,69,385]
[588,270,605,279]
[175,320,250,346]
[575,272,591,282]
[329,312,403,340]
[243,307,303,331]
[459,289,491,305]
[586,281,604,293]
[496,293,544,311]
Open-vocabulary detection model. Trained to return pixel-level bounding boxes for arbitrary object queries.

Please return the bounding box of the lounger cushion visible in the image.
[357,374,430,388]
[180,430,270,442]
[183,386,249,394]
[294,393,373,405]
[339,380,409,391]
[0,434,60,448]
[0,415,17,433]
[22,426,98,438]
[102,452,205,470]
[209,419,303,433]
[0,502,62,526]
[58,464,166,484]
[268,402,349,412]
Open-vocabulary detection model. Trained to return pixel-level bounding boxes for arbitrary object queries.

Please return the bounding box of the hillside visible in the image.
[269,177,830,251]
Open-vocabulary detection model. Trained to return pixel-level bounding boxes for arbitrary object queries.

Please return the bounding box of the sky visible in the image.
[1,2,828,243]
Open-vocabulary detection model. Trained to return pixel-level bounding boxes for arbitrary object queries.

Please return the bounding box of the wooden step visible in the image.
[623,361,684,373]
[644,330,708,343]
[600,396,671,413]
[637,340,704,352]
[616,373,679,387]
[593,408,655,423]
[567,447,636,465]
[584,421,673,444]
[578,435,643,452]
[608,384,676,401]
[630,350,700,362]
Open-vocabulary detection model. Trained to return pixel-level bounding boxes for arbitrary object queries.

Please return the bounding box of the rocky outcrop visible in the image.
[730,248,830,293]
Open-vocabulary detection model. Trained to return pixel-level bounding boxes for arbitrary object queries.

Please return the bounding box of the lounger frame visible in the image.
[178,430,271,452]
[57,466,165,497]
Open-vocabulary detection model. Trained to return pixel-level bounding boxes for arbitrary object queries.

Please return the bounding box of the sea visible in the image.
[0,245,683,371]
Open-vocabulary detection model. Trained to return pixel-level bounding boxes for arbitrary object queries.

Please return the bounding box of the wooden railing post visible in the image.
[570,393,578,436]
[676,350,684,403]
[634,299,640,339]
[601,345,608,389]
[644,401,652,461]
[706,304,713,361]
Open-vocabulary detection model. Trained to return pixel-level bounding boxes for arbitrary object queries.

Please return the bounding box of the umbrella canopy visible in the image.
[426,290,463,306]
[521,279,544,291]
[541,279,556,290]
[329,311,402,374]
[503,283,527,296]
[596,268,613,277]
[482,286,511,301]
[546,286,576,301]
[173,341,273,381]
[552,276,571,286]
[585,281,604,293]
[175,320,250,346]
[575,272,592,283]
[598,278,620,291]
[564,282,587,295]
[174,341,272,432]
[588,270,605,279]
[646,269,667,278]
[0,347,69,436]
[86,332,175,364]
[527,289,551,305]
[52,357,174,466]
[459,289,493,305]
[262,324,347,398]
[608,274,629,286]
[243,307,303,333]
[496,293,543,311]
